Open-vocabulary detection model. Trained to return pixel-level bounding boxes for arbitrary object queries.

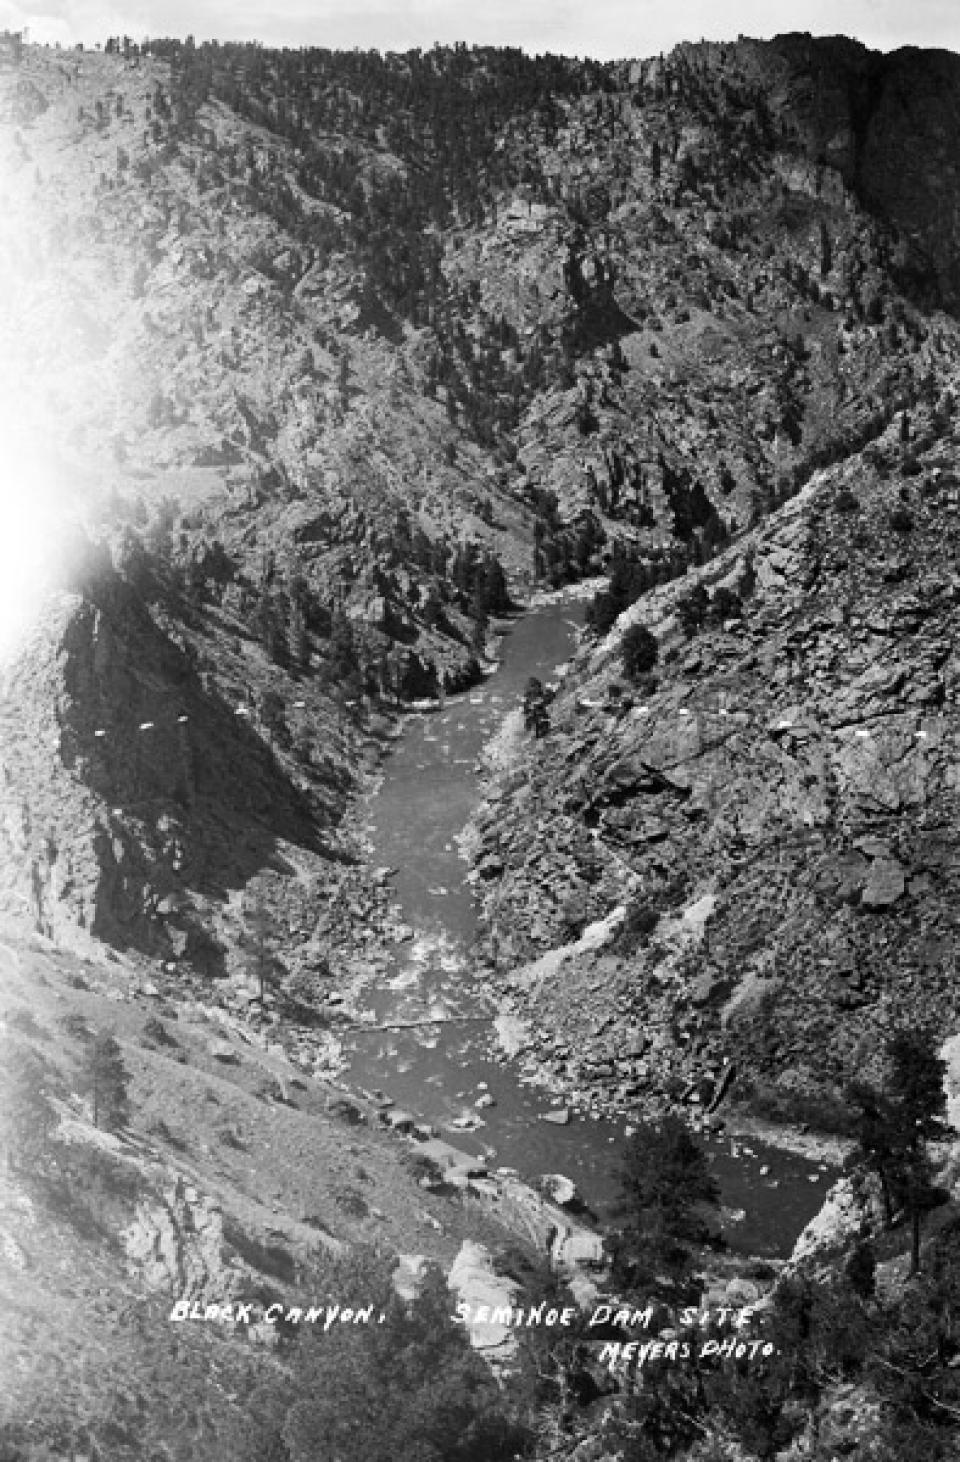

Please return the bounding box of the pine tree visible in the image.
[621,623,659,680]
[887,1029,950,1274]
[848,1028,950,1273]
[612,1115,719,1294]
[286,587,308,672]
[328,606,359,681]
[86,1032,131,1132]
[676,581,710,638]
[242,895,282,1005]
[522,676,547,734]
[242,1257,522,1462]
[847,1080,899,1228]
[4,1044,58,1168]
[480,554,512,616]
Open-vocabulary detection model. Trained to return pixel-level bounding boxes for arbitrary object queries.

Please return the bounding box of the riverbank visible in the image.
[454,603,860,1191]
[475,949,853,1167]
[465,849,854,1176]
[720,1114,852,1168]
[334,593,836,1259]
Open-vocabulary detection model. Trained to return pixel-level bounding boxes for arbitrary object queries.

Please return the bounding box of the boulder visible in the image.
[539,1173,578,1206]
[383,1108,416,1133]
[208,1039,240,1065]
[861,859,906,909]
[393,1254,429,1301]
[447,1160,489,1185]
[446,1241,521,1355]
[450,1113,483,1131]
[541,1106,571,1125]
[790,1174,882,1265]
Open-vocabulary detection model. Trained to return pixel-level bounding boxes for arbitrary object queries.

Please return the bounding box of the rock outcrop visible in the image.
[446,1240,522,1358]
[468,415,960,1122]
[675,36,960,312]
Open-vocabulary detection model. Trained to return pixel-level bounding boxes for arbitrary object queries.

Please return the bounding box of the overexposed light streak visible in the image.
[0,414,76,662]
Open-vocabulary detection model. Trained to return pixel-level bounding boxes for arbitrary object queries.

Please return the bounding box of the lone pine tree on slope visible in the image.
[848,1026,950,1274]
[242,893,284,1006]
[86,1031,131,1132]
[4,1043,59,1168]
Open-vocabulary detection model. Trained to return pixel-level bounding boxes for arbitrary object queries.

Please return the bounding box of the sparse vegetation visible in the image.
[2,26,960,1462]
[616,899,660,952]
[238,1257,527,1462]
[3,1043,59,1171]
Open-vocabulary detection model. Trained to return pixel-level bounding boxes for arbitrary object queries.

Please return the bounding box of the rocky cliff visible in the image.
[0,555,381,983]
[467,390,960,1122]
[4,32,960,964]
[3,29,960,1458]
[670,35,960,311]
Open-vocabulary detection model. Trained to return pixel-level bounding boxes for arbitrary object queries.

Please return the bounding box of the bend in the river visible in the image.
[345,591,835,1259]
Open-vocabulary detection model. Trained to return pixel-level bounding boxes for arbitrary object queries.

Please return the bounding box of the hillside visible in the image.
[466,400,960,1121]
[0,929,538,1454]
[1,27,960,1462]
[3,35,960,965]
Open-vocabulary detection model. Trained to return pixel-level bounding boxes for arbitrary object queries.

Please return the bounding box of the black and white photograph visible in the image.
[1,1,959,1456]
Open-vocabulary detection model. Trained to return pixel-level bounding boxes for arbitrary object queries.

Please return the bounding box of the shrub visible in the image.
[5,1046,59,1170]
[222,1218,299,1282]
[711,585,742,623]
[302,1213,336,1236]
[328,1097,365,1125]
[611,1115,720,1293]
[405,1152,445,1187]
[84,1032,131,1132]
[490,1244,543,1283]
[283,965,332,1025]
[142,1016,178,1047]
[617,900,659,953]
[575,401,599,436]
[335,1188,369,1219]
[9,1008,48,1039]
[61,1012,94,1041]
[835,489,859,513]
[741,1081,857,1136]
[621,623,659,680]
[560,892,589,938]
[675,582,709,637]
[846,1240,876,1299]
[148,1117,188,1150]
[244,1264,524,1462]
[888,507,914,533]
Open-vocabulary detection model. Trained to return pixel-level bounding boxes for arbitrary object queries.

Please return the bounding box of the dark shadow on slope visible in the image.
[51,567,355,962]
[569,291,637,355]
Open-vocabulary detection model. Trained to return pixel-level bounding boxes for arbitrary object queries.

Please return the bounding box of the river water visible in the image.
[344,594,834,1258]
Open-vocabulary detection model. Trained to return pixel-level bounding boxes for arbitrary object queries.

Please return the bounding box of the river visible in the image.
[344,593,835,1259]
